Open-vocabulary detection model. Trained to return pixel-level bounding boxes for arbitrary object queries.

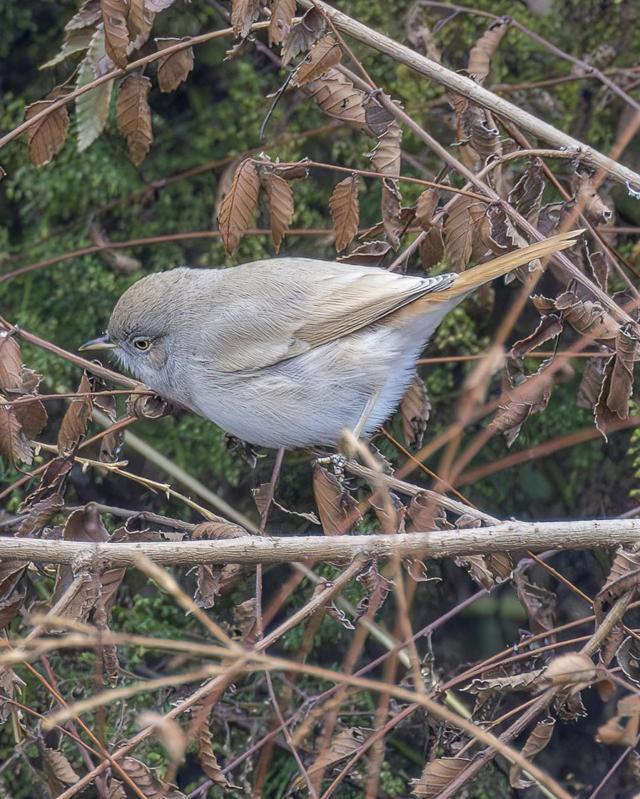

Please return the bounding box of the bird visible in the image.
[80,231,579,449]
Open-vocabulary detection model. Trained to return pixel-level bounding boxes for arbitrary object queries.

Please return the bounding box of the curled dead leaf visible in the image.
[0,397,33,466]
[304,68,368,128]
[25,99,69,167]
[597,694,640,746]
[116,74,153,165]
[263,171,294,253]
[58,372,94,456]
[155,38,194,92]
[509,717,555,789]
[401,373,431,449]
[293,34,341,86]
[411,756,473,798]
[217,158,261,255]
[329,174,360,252]
[102,0,130,68]
[281,8,325,64]
[231,0,260,39]
[544,652,597,687]
[269,0,296,46]
[313,463,360,534]
[467,16,510,84]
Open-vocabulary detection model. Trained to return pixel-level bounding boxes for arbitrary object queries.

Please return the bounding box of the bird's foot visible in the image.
[314,453,347,481]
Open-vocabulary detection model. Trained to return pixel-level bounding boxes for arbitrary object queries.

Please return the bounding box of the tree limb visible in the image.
[5,519,640,565]
[299,0,640,190]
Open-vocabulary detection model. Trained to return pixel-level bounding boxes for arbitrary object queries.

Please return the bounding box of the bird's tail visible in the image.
[430,229,581,304]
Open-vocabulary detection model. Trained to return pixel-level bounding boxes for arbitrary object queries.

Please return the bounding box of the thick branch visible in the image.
[300,0,640,189]
[5,519,640,565]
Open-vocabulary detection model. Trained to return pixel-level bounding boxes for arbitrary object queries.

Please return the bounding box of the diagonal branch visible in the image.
[298,0,640,189]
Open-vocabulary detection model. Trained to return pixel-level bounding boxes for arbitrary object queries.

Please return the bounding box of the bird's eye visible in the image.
[132,337,151,351]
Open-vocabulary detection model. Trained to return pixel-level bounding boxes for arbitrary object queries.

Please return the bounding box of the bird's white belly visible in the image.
[191,325,425,449]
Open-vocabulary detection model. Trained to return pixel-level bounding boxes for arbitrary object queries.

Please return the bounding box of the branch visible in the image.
[299,0,640,190]
[5,519,640,565]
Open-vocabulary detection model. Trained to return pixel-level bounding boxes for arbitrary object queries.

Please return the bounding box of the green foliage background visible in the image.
[1,1,639,796]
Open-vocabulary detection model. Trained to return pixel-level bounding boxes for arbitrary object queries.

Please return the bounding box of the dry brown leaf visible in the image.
[419,224,445,271]
[313,464,360,534]
[381,178,403,249]
[511,314,564,359]
[338,240,392,266]
[304,68,368,128]
[0,568,21,609]
[127,0,155,40]
[508,158,545,224]
[217,158,261,255]
[401,373,431,449]
[561,294,620,342]
[574,172,613,225]
[308,728,365,775]
[101,0,129,68]
[25,99,69,167]
[0,331,23,391]
[595,324,640,432]
[577,354,607,409]
[597,694,640,746]
[58,373,94,456]
[356,561,392,617]
[233,596,257,641]
[16,493,64,536]
[491,360,553,447]
[467,17,510,84]
[464,669,545,705]
[510,717,556,788]
[405,493,445,534]
[231,0,260,39]
[0,397,33,466]
[455,551,513,590]
[127,388,170,419]
[263,172,294,253]
[13,395,47,441]
[66,0,101,31]
[192,517,247,607]
[42,747,79,796]
[269,0,296,45]
[616,636,640,685]
[443,197,488,269]
[294,34,341,86]
[0,592,25,631]
[192,517,247,540]
[370,119,401,176]
[406,5,441,62]
[415,189,438,231]
[121,756,181,798]
[107,780,127,799]
[281,7,325,63]
[155,38,194,92]
[411,756,473,798]
[197,722,233,788]
[544,652,597,687]
[20,456,73,507]
[116,74,153,165]
[329,174,360,252]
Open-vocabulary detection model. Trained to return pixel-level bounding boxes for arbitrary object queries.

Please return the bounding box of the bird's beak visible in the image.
[78,335,116,352]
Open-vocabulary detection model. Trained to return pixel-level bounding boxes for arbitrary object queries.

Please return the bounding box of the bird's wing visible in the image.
[198,259,454,373]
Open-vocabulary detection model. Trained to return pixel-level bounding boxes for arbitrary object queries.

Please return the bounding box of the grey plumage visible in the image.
[84,231,579,449]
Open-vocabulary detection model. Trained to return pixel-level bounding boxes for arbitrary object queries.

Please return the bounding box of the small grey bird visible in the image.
[80,231,578,449]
